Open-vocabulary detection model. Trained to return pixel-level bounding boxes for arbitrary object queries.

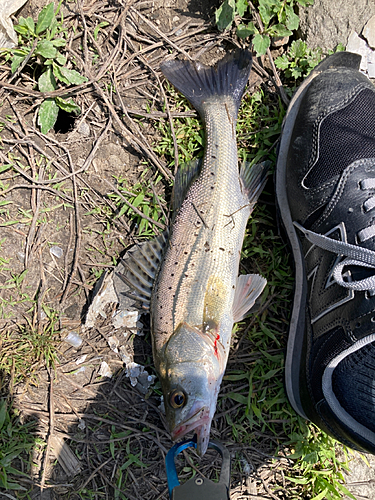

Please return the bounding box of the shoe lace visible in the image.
[295,178,375,292]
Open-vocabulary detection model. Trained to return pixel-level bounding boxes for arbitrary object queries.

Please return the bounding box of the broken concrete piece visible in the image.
[85,268,141,332]
[85,271,118,327]
[0,0,28,48]
[50,434,82,477]
[108,336,119,353]
[119,345,156,393]
[112,309,142,331]
[363,15,375,49]
[98,361,112,378]
[63,331,83,348]
[346,30,375,78]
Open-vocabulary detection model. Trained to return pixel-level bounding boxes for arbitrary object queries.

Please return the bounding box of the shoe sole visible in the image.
[275,52,362,419]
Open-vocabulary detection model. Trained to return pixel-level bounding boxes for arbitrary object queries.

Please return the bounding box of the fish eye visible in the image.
[169,390,186,409]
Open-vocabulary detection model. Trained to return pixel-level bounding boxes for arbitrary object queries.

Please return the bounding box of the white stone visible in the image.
[363,15,375,49]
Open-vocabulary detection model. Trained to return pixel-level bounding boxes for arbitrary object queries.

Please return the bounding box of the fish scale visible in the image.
[152,98,251,347]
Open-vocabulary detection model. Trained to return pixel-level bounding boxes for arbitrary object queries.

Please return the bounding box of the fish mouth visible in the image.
[171,404,212,456]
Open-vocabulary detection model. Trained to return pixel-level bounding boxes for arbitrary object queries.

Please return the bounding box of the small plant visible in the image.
[0,400,36,491]
[215,0,314,56]
[274,39,323,80]
[1,2,87,134]
[286,423,356,499]
[108,174,167,238]
[0,310,60,384]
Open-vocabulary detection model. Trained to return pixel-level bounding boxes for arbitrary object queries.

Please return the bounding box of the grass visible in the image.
[0,399,37,492]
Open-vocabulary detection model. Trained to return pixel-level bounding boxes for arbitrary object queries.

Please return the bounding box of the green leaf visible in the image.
[35,40,58,59]
[223,372,249,381]
[0,164,12,174]
[11,53,26,74]
[252,33,270,56]
[285,476,309,485]
[290,39,307,59]
[57,66,88,85]
[290,66,303,79]
[285,5,300,31]
[1,480,26,491]
[36,2,55,35]
[274,53,289,70]
[55,53,67,66]
[237,22,258,38]
[269,23,292,37]
[51,38,66,47]
[215,0,236,31]
[52,63,69,84]
[14,25,29,36]
[258,0,278,28]
[38,67,56,92]
[227,392,248,405]
[303,451,318,464]
[18,16,35,34]
[94,21,109,40]
[38,98,59,134]
[55,97,80,114]
[235,0,248,17]
[0,400,7,430]
[310,488,329,500]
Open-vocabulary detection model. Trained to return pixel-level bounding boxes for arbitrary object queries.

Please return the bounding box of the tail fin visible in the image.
[160,50,252,116]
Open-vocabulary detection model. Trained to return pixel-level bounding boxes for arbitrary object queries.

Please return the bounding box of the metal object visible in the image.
[165,438,230,499]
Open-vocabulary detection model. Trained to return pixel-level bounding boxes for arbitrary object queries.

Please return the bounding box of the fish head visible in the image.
[159,322,226,456]
[162,361,220,456]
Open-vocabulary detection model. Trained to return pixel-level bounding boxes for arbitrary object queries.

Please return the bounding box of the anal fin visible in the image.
[232,274,267,323]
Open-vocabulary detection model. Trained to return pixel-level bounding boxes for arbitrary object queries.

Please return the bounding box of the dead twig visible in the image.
[40,367,55,495]
[93,81,172,180]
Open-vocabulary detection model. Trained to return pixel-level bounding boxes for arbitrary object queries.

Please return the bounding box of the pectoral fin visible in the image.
[232,274,267,323]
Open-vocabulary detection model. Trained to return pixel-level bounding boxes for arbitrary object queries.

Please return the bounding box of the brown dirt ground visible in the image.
[0,1,321,499]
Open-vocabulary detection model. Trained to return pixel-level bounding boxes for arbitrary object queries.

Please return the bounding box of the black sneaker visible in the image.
[276,51,375,453]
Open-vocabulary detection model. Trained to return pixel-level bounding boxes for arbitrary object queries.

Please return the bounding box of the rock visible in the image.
[343,451,375,499]
[363,15,375,49]
[298,0,375,52]
[346,30,375,78]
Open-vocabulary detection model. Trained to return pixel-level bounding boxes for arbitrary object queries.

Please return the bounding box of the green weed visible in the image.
[286,424,356,499]
[215,0,314,56]
[1,2,87,133]
[0,310,60,384]
[108,173,167,237]
[0,400,36,491]
[275,40,323,79]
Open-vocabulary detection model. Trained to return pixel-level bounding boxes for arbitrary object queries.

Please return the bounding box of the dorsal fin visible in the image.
[172,158,202,213]
[232,274,267,323]
[115,231,168,309]
[239,160,270,207]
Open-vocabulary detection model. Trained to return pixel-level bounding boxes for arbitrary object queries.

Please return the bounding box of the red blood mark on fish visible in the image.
[213,334,220,358]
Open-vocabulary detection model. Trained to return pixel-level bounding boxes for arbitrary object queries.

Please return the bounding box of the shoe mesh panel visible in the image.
[332,342,375,434]
[305,89,375,188]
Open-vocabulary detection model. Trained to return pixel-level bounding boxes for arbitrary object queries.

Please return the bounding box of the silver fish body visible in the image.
[119,50,268,455]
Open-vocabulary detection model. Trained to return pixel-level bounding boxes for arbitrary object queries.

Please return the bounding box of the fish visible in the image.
[118,49,269,456]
